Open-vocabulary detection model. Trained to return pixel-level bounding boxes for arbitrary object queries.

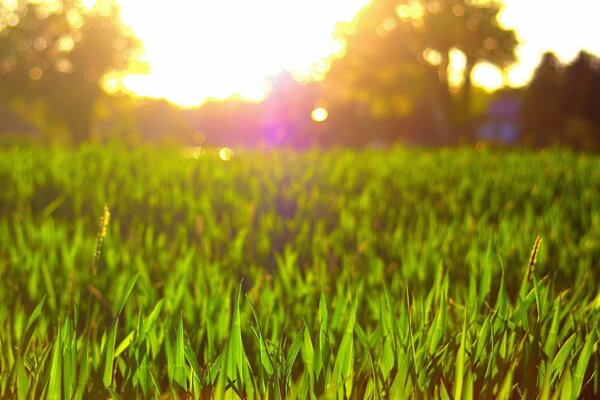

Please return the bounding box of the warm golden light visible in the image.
[219,147,234,161]
[311,107,328,122]
[193,131,207,145]
[29,67,42,80]
[423,48,442,66]
[103,76,121,94]
[115,0,370,107]
[498,0,600,87]
[472,62,504,91]
[107,0,600,104]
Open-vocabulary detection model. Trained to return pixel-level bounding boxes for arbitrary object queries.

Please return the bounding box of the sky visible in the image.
[108,0,600,107]
[113,0,370,106]
[496,0,600,86]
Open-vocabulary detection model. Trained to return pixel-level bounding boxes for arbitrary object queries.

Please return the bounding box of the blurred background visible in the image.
[1,0,599,150]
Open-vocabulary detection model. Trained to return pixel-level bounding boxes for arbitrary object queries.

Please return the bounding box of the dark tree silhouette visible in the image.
[561,51,600,148]
[521,52,563,146]
[522,51,600,149]
[0,0,141,143]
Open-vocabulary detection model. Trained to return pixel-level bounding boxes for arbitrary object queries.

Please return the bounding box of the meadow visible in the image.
[0,145,599,399]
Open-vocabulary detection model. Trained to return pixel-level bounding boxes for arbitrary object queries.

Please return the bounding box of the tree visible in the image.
[324,0,517,142]
[419,0,517,121]
[560,51,600,148]
[522,51,600,149]
[0,0,141,143]
[521,52,563,146]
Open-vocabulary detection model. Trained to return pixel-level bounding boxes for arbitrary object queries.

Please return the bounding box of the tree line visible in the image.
[1,0,599,149]
[521,51,600,150]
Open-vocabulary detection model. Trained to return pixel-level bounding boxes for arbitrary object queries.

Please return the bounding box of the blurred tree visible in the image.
[522,51,600,149]
[325,1,437,141]
[561,51,600,149]
[521,52,563,146]
[325,0,517,143]
[0,0,141,143]
[419,0,517,122]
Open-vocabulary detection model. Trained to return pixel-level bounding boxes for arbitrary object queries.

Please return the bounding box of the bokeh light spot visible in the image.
[58,35,75,52]
[452,4,464,17]
[103,76,120,93]
[472,62,503,91]
[311,107,328,122]
[81,0,97,9]
[219,147,234,161]
[193,131,207,144]
[29,67,42,80]
[423,48,442,66]
[34,36,48,51]
[55,58,73,73]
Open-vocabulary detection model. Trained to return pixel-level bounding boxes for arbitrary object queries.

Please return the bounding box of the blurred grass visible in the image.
[0,144,598,398]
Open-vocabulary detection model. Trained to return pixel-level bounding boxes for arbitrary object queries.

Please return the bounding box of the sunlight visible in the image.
[472,63,504,91]
[311,107,328,122]
[219,147,234,161]
[115,0,370,107]
[108,0,600,105]
[499,0,600,86]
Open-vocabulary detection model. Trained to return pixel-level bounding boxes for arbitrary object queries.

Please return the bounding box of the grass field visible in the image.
[0,145,599,399]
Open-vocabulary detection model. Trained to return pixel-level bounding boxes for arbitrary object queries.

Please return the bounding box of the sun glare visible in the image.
[110,0,600,106]
[114,0,370,107]
[472,63,504,91]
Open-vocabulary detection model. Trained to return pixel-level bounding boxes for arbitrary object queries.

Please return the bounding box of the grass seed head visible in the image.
[93,205,111,276]
[528,235,542,281]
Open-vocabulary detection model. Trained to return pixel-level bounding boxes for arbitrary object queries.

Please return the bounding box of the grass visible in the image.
[0,144,599,399]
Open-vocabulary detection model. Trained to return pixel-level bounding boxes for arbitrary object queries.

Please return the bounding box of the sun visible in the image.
[108,0,370,107]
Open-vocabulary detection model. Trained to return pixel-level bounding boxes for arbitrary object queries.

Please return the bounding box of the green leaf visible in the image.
[474,314,490,363]
[106,386,122,400]
[114,330,134,359]
[497,368,514,400]
[315,289,328,378]
[428,292,446,354]
[47,329,62,400]
[285,326,304,381]
[223,284,246,398]
[184,341,203,384]
[543,298,561,359]
[21,296,46,354]
[479,239,493,302]
[332,297,357,398]
[73,337,89,400]
[549,332,577,379]
[301,323,315,389]
[142,299,164,338]
[103,320,119,388]
[115,274,139,317]
[173,316,187,389]
[62,319,75,400]
[15,356,29,400]
[571,330,595,399]
[454,308,467,400]
[247,295,274,376]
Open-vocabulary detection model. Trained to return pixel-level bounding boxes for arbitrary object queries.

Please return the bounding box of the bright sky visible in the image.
[108,0,600,106]
[112,0,369,107]
[489,0,600,89]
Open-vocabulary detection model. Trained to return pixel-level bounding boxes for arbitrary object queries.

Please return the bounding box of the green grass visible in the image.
[0,144,599,399]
